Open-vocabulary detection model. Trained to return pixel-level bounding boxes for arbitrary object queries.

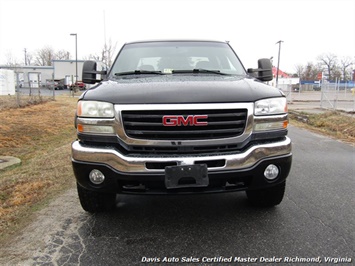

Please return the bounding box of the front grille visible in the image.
[121,109,247,140]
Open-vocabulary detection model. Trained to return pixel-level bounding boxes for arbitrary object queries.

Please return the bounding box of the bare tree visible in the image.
[4,52,20,67]
[332,67,342,81]
[55,50,71,60]
[34,46,55,66]
[317,53,338,81]
[294,64,304,79]
[102,39,117,69]
[26,52,33,65]
[33,46,71,66]
[339,56,353,81]
[302,62,322,81]
[83,39,117,69]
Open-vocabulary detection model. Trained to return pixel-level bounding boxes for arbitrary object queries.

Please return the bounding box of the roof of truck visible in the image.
[125,39,229,44]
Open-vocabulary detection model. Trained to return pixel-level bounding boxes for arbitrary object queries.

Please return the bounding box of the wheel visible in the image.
[246,181,286,207]
[77,183,116,213]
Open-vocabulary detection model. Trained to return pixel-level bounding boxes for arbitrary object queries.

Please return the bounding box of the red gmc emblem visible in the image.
[162,115,208,126]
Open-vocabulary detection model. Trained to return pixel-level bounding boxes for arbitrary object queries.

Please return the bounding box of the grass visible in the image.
[0,95,78,243]
[289,111,355,144]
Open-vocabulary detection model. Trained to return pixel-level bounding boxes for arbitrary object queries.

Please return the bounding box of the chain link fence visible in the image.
[0,82,77,111]
[320,82,355,111]
[280,83,355,113]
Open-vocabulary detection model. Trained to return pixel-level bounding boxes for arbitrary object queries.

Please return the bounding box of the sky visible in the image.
[0,0,354,73]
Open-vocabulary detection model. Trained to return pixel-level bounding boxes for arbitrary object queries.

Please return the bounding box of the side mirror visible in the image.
[247,58,273,82]
[82,61,107,84]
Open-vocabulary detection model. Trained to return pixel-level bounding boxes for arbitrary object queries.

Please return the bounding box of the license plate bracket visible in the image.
[165,164,208,189]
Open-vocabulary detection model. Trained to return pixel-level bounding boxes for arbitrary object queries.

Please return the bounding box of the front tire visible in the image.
[77,183,116,213]
[246,181,286,207]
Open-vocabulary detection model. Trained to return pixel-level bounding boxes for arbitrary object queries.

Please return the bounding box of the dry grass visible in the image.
[289,111,355,144]
[0,96,77,241]
[0,95,53,111]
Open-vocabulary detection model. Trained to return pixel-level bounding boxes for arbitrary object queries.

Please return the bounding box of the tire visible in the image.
[246,181,286,207]
[77,183,116,213]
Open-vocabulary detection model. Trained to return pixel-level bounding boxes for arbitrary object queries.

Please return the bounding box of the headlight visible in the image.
[77,101,114,118]
[254,97,287,116]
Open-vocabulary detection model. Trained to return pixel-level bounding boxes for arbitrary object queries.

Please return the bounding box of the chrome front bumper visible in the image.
[71,137,292,174]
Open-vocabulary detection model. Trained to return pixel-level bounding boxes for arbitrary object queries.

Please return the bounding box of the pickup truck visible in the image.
[71,40,292,212]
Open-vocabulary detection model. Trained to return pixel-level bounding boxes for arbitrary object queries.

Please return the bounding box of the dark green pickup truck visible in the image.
[71,40,292,212]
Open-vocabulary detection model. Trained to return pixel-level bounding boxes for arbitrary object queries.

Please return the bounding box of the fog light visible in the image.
[264,164,279,180]
[89,169,105,184]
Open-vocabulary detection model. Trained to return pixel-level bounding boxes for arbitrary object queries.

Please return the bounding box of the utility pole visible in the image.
[24,48,27,65]
[103,10,107,69]
[275,40,284,88]
[70,33,78,94]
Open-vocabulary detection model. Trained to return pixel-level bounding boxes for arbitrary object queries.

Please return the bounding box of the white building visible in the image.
[0,69,15,95]
[0,60,104,88]
[52,60,85,86]
[0,65,53,88]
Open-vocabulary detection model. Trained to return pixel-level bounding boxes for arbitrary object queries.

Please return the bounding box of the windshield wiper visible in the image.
[172,69,231,75]
[115,70,165,76]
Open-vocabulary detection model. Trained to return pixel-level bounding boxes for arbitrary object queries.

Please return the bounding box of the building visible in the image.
[0,69,15,95]
[271,66,299,89]
[52,60,85,87]
[272,66,290,79]
[0,60,104,89]
[0,65,54,88]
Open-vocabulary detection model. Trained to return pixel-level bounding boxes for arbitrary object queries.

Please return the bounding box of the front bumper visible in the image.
[71,137,292,194]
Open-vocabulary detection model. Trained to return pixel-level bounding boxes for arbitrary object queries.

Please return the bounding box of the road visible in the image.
[0,126,354,265]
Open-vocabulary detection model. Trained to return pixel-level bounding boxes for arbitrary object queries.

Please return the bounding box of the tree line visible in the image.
[4,40,117,69]
[294,53,354,81]
[5,46,70,67]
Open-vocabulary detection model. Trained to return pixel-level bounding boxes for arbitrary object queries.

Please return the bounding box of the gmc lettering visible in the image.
[162,115,208,126]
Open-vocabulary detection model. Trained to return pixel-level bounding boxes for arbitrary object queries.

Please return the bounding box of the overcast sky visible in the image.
[0,0,354,73]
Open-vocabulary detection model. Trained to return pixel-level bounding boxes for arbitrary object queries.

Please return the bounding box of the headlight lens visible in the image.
[77,101,114,118]
[254,97,287,115]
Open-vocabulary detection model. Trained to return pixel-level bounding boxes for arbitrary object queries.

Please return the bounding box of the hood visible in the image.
[81,75,284,104]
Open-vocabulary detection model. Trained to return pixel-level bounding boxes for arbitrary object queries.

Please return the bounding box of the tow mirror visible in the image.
[82,61,107,84]
[247,58,273,82]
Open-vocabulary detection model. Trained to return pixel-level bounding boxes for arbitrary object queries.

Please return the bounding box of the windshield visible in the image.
[109,41,246,77]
